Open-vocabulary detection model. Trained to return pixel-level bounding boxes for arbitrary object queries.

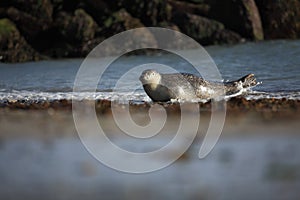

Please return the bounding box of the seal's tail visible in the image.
[237,73,257,88]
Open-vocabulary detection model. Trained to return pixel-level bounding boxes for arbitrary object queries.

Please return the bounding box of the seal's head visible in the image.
[139,69,161,85]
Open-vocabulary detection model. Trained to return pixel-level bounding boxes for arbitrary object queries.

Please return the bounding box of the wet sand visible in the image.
[0,99,299,200]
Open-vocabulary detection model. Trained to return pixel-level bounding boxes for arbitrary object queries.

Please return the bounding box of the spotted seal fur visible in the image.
[139,69,257,102]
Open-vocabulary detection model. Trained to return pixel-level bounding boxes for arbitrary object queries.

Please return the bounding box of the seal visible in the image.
[139,69,257,102]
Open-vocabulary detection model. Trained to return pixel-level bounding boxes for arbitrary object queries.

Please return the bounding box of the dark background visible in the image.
[0,0,299,62]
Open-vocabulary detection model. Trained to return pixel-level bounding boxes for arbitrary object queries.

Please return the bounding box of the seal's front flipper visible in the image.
[237,73,257,88]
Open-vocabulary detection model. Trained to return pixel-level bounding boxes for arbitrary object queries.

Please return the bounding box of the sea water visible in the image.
[0,40,299,102]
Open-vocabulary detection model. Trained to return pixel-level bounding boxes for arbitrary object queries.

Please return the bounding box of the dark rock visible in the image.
[101,9,144,37]
[51,0,80,12]
[157,21,181,31]
[80,0,112,26]
[212,29,245,45]
[81,37,105,57]
[51,8,99,57]
[0,18,41,62]
[3,0,53,20]
[0,8,6,18]
[172,12,243,45]
[110,0,172,26]
[6,7,52,40]
[3,0,53,37]
[55,9,98,43]
[255,0,300,39]
[207,0,264,40]
[1,0,299,62]
[176,0,206,3]
[1,0,54,53]
[167,0,210,17]
[91,10,157,57]
[148,22,187,49]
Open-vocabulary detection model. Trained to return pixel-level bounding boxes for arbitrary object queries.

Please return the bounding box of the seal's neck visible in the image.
[144,75,161,90]
[148,83,159,90]
[144,83,159,90]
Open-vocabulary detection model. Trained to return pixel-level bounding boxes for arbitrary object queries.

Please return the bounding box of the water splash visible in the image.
[0,90,299,104]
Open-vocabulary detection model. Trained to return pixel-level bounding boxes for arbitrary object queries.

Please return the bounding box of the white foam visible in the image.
[199,86,215,95]
[0,91,151,102]
[245,91,300,100]
[0,90,299,103]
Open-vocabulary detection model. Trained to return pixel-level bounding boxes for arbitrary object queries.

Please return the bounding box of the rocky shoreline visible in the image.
[1,97,299,120]
[0,0,299,62]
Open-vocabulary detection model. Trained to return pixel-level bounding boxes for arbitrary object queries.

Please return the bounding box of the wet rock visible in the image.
[172,12,243,45]
[51,0,80,12]
[157,21,180,31]
[80,37,105,56]
[91,9,157,57]
[110,0,172,26]
[207,0,264,40]
[55,8,98,43]
[3,0,53,19]
[22,0,52,17]
[255,0,300,39]
[81,0,112,26]
[1,0,54,54]
[5,7,51,41]
[52,8,99,57]
[0,18,41,62]
[151,22,192,49]
[1,0,299,62]
[95,99,112,114]
[176,0,206,3]
[167,0,210,17]
[212,29,245,44]
[101,9,145,37]
[3,0,53,39]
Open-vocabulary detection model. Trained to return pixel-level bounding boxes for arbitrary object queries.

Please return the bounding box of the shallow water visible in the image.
[0,40,299,101]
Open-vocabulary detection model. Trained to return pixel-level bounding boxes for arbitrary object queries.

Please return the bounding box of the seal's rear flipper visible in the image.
[237,73,257,88]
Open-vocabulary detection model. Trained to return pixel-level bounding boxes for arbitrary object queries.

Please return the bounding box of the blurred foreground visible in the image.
[0,101,299,200]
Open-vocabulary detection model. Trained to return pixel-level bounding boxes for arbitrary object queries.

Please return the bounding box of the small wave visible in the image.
[0,90,151,103]
[245,91,300,100]
[0,90,299,103]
